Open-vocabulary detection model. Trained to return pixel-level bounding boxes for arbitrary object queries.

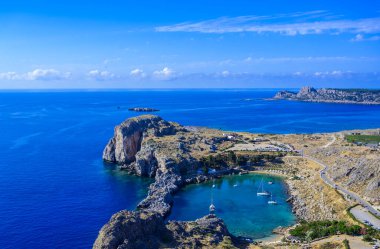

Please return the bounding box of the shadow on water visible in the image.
[101,161,153,199]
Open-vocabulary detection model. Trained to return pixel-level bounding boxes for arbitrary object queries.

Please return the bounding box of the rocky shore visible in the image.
[273,86,380,105]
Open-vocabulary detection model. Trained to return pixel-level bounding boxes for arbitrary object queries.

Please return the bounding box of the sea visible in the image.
[1,89,380,249]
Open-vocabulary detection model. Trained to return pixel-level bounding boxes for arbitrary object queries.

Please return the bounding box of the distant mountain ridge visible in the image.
[273,86,380,105]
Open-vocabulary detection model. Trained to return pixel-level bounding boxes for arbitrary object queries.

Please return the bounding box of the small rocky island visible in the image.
[273,86,380,105]
[94,115,380,249]
[128,107,160,112]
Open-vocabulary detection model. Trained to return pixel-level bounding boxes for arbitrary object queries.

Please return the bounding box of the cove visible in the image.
[169,174,296,239]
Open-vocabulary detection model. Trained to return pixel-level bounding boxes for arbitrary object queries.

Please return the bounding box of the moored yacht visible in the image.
[257,178,270,196]
[268,193,278,205]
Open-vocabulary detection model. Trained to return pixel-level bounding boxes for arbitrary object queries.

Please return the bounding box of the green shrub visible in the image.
[289,220,362,242]
[362,234,373,242]
[343,239,350,249]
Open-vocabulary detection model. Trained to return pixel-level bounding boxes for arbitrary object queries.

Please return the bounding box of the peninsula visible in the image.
[94,115,380,249]
[273,86,380,105]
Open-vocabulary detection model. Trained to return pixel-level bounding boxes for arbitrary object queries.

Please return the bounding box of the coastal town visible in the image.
[94,115,380,249]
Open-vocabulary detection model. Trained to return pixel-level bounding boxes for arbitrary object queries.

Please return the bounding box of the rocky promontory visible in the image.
[273,86,380,105]
[97,115,246,248]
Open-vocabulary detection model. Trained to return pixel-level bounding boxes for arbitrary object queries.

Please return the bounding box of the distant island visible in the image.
[273,86,380,105]
[128,107,160,112]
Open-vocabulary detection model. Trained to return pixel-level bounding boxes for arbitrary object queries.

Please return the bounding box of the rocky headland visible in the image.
[95,115,379,248]
[273,86,380,105]
[96,115,247,248]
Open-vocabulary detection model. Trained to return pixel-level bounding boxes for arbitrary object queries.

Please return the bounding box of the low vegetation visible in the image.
[199,151,283,170]
[345,134,380,144]
[342,239,350,249]
[289,220,362,242]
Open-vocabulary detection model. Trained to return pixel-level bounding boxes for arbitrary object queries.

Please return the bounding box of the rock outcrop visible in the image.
[94,211,237,249]
[103,115,180,169]
[273,86,380,105]
[93,211,166,249]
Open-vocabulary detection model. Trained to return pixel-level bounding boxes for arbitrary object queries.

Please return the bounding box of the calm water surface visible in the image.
[169,174,295,239]
[1,89,380,248]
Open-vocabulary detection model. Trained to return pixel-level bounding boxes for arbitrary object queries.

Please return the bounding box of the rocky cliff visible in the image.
[97,115,243,248]
[103,115,180,166]
[273,86,380,104]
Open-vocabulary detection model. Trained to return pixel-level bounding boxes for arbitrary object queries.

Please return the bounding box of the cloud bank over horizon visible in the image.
[0,1,379,89]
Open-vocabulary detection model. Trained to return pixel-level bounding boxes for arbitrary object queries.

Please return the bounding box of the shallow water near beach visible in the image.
[169,174,296,239]
[1,89,380,248]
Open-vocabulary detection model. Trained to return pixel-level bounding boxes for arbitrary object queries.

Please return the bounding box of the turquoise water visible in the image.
[169,174,296,239]
[1,89,379,248]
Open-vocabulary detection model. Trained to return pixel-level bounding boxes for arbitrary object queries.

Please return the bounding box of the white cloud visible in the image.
[130,68,146,78]
[26,69,71,80]
[153,67,175,80]
[313,70,349,77]
[221,70,230,77]
[88,70,115,80]
[0,69,70,81]
[351,34,364,42]
[156,12,380,36]
[244,57,252,62]
[351,34,380,42]
[103,58,121,65]
[0,72,22,80]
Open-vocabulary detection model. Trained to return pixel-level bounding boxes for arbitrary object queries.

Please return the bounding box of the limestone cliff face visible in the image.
[273,86,380,104]
[103,115,179,171]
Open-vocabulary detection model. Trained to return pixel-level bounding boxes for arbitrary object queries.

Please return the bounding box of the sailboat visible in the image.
[257,178,270,196]
[209,187,216,214]
[268,193,277,205]
[209,203,216,213]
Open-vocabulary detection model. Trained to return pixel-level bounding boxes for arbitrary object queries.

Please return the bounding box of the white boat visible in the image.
[257,191,270,196]
[268,181,273,185]
[233,184,238,187]
[257,178,270,196]
[209,204,216,212]
[212,184,216,188]
[268,194,278,205]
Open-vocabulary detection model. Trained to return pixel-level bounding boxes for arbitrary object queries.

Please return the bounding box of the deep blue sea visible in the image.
[1,89,380,249]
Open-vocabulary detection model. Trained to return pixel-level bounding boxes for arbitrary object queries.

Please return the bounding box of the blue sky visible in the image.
[1,0,380,88]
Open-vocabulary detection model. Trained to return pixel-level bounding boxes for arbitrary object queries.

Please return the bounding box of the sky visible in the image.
[0,0,380,89]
